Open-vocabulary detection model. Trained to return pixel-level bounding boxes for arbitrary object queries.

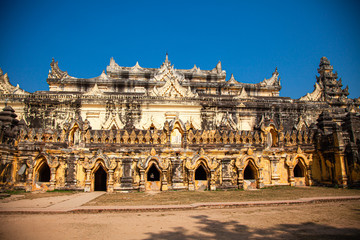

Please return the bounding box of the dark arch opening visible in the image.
[38,162,51,182]
[294,163,304,177]
[244,163,256,180]
[147,164,160,181]
[94,165,107,191]
[195,164,208,180]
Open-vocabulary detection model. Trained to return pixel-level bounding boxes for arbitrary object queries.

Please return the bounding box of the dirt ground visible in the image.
[0,200,359,240]
[85,186,360,206]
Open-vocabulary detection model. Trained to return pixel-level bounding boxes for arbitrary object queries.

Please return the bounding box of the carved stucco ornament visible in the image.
[84,83,104,96]
[0,68,27,95]
[137,151,170,171]
[299,82,323,101]
[185,149,220,170]
[149,55,198,98]
[34,152,60,168]
[259,67,280,86]
[48,58,71,80]
[82,149,117,170]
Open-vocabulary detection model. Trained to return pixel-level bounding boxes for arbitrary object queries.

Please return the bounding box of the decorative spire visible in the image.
[228,74,237,84]
[162,53,171,67]
[316,56,349,102]
[211,61,224,74]
[216,61,222,73]
[48,58,69,80]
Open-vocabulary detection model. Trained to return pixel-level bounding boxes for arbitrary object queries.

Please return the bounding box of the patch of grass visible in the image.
[3,189,26,195]
[46,189,75,193]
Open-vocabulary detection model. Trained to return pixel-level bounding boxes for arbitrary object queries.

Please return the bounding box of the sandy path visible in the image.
[0,200,359,240]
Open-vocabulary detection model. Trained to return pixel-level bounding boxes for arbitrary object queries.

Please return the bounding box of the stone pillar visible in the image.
[108,169,114,192]
[237,169,244,189]
[65,154,77,188]
[257,168,264,188]
[220,159,235,189]
[161,170,168,191]
[26,165,33,192]
[139,169,145,192]
[49,167,56,191]
[270,156,280,185]
[335,152,348,187]
[333,129,348,187]
[120,158,134,191]
[188,169,195,191]
[84,169,91,192]
[288,166,295,186]
[306,167,313,186]
[171,158,185,190]
[210,170,216,191]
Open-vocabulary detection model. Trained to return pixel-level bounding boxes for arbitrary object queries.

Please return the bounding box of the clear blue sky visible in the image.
[1,0,359,99]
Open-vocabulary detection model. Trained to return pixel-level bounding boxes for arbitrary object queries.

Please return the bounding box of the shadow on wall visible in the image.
[144,215,360,240]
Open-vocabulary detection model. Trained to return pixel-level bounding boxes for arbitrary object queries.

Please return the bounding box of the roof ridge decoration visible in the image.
[0,68,27,95]
[299,82,323,101]
[48,58,72,80]
[259,67,280,86]
[150,55,198,98]
[190,64,201,73]
[101,112,124,130]
[218,112,237,130]
[99,70,109,80]
[234,88,249,99]
[107,57,122,71]
[130,61,144,72]
[228,74,238,84]
[84,83,103,96]
[211,61,224,74]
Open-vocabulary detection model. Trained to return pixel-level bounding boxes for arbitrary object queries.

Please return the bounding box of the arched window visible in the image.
[69,125,80,145]
[270,128,278,147]
[147,164,160,181]
[195,164,207,180]
[244,162,256,180]
[171,128,182,145]
[38,162,50,182]
[294,162,304,177]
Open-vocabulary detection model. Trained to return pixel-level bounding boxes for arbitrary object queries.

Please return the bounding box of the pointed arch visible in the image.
[37,161,51,182]
[235,155,262,189]
[91,160,108,191]
[243,161,257,180]
[193,159,210,190]
[269,128,278,147]
[94,164,107,191]
[169,118,185,146]
[144,159,163,191]
[69,123,80,145]
[294,162,304,177]
[195,164,208,180]
[101,114,124,130]
[146,162,161,182]
[294,157,307,177]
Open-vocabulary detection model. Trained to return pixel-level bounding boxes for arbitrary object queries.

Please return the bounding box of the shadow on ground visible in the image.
[145,215,360,240]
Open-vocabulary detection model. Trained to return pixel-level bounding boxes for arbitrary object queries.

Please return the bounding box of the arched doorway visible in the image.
[294,163,304,177]
[293,160,306,186]
[195,165,207,180]
[194,164,208,190]
[38,162,50,182]
[146,163,161,191]
[243,161,258,190]
[94,165,107,191]
[147,164,160,181]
